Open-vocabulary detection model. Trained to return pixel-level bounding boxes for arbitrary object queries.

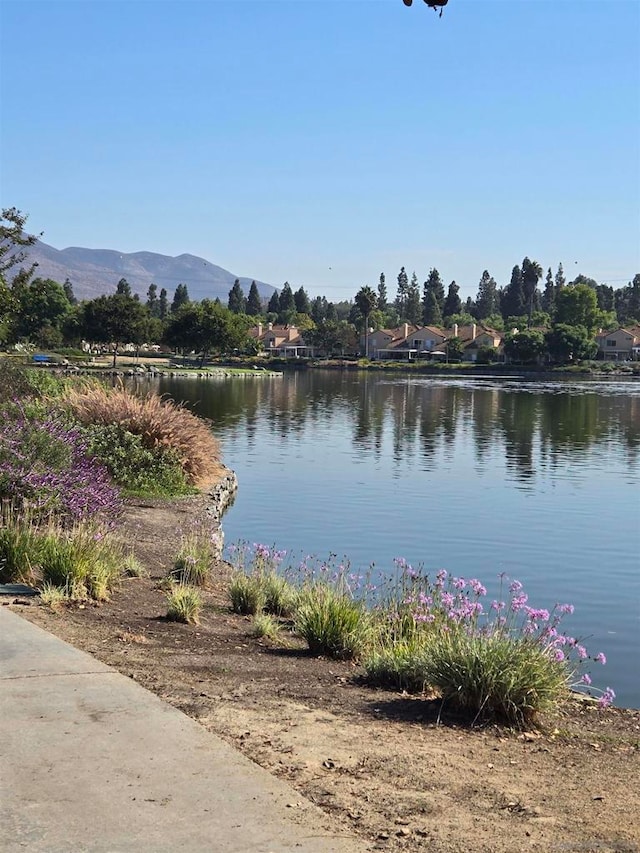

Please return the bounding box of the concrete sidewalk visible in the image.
[0,607,361,852]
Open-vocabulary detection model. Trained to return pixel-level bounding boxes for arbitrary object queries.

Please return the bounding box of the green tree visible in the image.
[614,274,640,324]
[227,279,246,314]
[306,319,342,357]
[247,281,262,316]
[294,286,310,315]
[504,330,545,364]
[171,283,190,314]
[146,283,159,317]
[158,288,169,320]
[406,272,422,325]
[80,293,147,366]
[545,324,597,363]
[521,257,543,324]
[63,278,77,305]
[555,284,601,332]
[501,265,525,319]
[541,268,555,316]
[267,290,280,315]
[116,277,132,297]
[446,336,464,362]
[422,289,442,326]
[422,269,444,325]
[355,285,377,357]
[395,267,409,318]
[278,282,295,314]
[0,207,40,283]
[377,273,388,312]
[443,280,462,320]
[555,263,566,297]
[475,270,498,319]
[14,278,72,346]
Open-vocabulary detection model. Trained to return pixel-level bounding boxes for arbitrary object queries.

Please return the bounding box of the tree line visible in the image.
[1,208,639,364]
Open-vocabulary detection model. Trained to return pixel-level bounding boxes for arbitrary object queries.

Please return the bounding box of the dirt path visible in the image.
[10,496,639,853]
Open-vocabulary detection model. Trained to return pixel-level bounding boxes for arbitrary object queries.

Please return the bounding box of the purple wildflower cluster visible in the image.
[391,560,615,708]
[0,408,122,526]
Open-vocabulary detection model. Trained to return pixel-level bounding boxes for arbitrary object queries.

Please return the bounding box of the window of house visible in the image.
[413,339,422,348]
[607,340,617,347]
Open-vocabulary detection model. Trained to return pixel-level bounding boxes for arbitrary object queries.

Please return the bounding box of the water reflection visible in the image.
[157,372,640,484]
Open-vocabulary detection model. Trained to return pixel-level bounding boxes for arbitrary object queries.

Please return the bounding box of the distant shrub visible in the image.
[65,385,223,486]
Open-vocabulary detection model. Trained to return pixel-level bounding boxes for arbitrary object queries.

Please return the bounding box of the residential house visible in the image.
[248,323,313,357]
[369,324,445,360]
[596,326,640,361]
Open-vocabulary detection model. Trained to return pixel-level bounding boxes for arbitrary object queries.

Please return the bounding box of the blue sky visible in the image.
[1,0,639,302]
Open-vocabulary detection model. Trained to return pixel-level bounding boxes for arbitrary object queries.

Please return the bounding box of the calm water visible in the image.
[157,371,640,708]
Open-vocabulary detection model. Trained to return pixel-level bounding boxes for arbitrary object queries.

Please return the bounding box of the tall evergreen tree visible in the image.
[171,283,190,314]
[443,280,462,320]
[354,286,378,357]
[422,289,442,326]
[406,272,422,324]
[146,283,159,317]
[521,257,543,323]
[247,281,262,316]
[422,268,445,324]
[278,282,295,315]
[116,277,132,297]
[395,267,409,318]
[377,273,388,312]
[311,296,325,324]
[555,263,566,299]
[227,279,246,314]
[267,290,280,315]
[501,265,525,319]
[63,278,77,305]
[294,286,310,315]
[475,270,498,319]
[541,268,555,316]
[158,288,168,320]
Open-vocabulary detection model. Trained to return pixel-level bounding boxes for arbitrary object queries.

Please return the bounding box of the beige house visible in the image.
[249,323,312,357]
[460,327,504,362]
[370,324,446,360]
[596,326,640,361]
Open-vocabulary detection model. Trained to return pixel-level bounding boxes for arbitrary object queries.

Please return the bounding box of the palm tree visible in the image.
[355,286,378,358]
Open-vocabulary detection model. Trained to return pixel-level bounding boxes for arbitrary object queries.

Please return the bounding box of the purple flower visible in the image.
[581,673,592,686]
[598,687,615,709]
[594,652,607,665]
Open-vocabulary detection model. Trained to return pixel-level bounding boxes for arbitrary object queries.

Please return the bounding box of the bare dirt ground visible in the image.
[10,495,640,853]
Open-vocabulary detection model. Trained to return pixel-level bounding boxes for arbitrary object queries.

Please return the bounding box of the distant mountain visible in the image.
[12,241,278,303]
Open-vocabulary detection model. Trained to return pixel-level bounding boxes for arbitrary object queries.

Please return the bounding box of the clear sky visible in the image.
[1,0,639,302]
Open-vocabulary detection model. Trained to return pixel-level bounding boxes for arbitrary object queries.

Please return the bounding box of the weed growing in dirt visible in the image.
[166,584,202,624]
[122,552,148,578]
[39,582,67,609]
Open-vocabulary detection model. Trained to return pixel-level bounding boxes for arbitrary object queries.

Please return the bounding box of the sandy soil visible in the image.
[10,495,640,853]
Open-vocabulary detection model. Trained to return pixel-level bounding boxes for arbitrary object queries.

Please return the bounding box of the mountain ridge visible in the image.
[14,241,278,303]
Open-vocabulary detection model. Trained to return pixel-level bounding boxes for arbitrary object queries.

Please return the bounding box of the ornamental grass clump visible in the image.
[166,584,202,625]
[294,583,372,661]
[229,572,266,615]
[364,566,614,728]
[64,385,223,487]
[249,613,280,640]
[172,529,215,587]
[227,542,295,616]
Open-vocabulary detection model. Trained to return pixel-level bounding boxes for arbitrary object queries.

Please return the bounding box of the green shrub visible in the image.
[294,584,372,660]
[122,552,148,578]
[166,584,202,624]
[38,525,123,601]
[81,423,192,497]
[39,582,67,609]
[364,637,431,693]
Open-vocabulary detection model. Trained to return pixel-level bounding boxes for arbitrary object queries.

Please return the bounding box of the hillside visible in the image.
[13,241,278,303]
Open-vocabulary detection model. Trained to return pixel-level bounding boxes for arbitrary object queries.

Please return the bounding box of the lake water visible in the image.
[157,371,640,709]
